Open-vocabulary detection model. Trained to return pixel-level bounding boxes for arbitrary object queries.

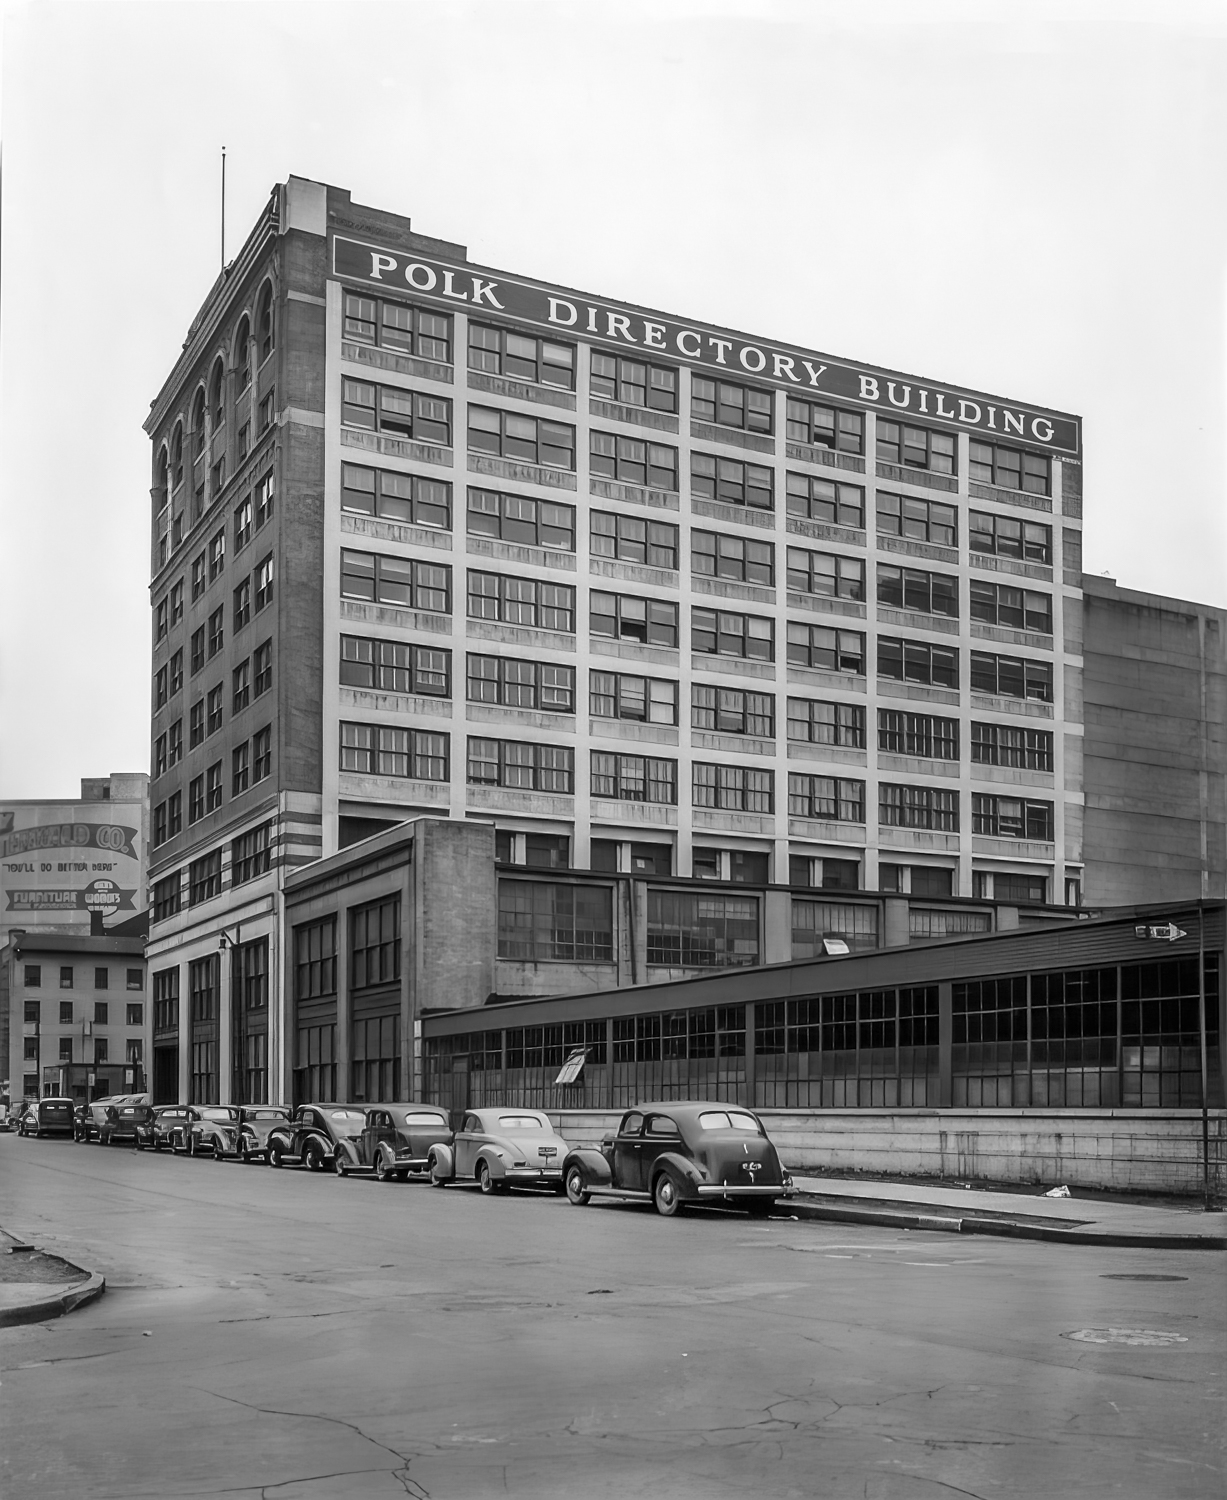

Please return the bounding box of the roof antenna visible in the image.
[220,146,227,270]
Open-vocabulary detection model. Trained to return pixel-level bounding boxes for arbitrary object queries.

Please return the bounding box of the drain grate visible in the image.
[1100,1273,1188,1282]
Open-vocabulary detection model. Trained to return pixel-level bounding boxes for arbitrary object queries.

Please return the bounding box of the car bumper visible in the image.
[695,1182,795,1198]
[502,1167,563,1183]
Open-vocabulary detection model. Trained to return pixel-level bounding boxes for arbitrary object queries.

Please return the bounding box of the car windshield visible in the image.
[697,1110,762,1134]
[400,1112,447,1126]
[329,1109,368,1136]
[246,1110,286,1121]
[201,1108,239,1121]
[497,1116,546,1131]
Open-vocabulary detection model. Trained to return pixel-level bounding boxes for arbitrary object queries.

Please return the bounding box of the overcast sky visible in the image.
[1,0,1224,800]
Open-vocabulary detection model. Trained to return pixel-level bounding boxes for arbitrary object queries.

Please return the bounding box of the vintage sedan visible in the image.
[17,1097,76,1138]
[136,1104,192,1151]
[75,1094,148,1143]
[184,1106,244,1158]
[265,1103,369,1171]
[229,1106,291,1163]
[562,1102,795,1217]
[333,1104,453,1181]
[428,1108,569,1195]
[98,1102,155,1147]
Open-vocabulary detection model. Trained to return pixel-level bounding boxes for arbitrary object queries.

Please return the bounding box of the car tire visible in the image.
[396,1172,409,1183]
[335,1151,350,1177]
[214,1143,226,1162]
[653,1172,682,1217]
[239,1142,251,1164]
[477,1161,496,1196]
[565,1167,590,1206]
[268,1142,284,1169]
[375,1154,391,1182]
[304,1142,325,1173]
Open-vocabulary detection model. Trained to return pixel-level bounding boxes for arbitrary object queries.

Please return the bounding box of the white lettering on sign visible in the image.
[470,278,503,308]
[643,322,666,349]
[739,345,766,373]
[708,337,732,365]
[406,262,437,291]
[773,354,799,383]
[607,312,636,342]
[548,298,578,326]
[677,330,702,358]
[441,270,468,301]
[859,376,880,401]
[369,253,397,281]
[1032,417,1055,442]
[801,361,826,388]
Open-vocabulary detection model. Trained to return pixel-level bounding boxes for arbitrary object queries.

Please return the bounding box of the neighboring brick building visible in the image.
[1083,577,1227,905]
[144,175,1086,1106]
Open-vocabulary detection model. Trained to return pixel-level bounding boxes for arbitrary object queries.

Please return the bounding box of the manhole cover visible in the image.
[1063,1328,1188,1346]
[1100,1274,1188,1282]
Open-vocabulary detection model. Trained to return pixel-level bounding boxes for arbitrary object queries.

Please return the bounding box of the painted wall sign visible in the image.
[6,884,136,914]
[0,801,145,943]
[331,235,1081,456]
[0,823,137,860]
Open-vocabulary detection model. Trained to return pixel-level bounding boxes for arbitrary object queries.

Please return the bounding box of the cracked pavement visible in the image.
[1,1134,1223,1498]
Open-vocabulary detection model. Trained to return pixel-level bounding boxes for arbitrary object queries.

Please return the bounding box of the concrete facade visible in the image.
[1083,577,1227,905]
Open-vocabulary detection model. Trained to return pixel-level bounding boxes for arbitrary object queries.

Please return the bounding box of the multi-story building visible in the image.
[144,175,1084,1106]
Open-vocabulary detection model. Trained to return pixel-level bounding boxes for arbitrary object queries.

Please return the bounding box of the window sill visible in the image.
[968,553,1053,584]
[785,665,866,693]
[341,427,453,468]
[879,827,961,852]
[591,638,680,668]
[340,600,452,635]
[589,397,679,433]
[690,421,775,455]
[877,680,961,707]
[342,342,454,385]
[339,686,453,719]
[466,785,575,816]
[786,742,867,768]
[968,480,1052,513]
[589,558,677,589]
[694,654,777,681]
[692,808,776,835]
[691,731,775,757]
[969,765,1055,790]
[786,517,867,547]
[467,369,575,410]
[876,535,960,566]
[970,623,1054,651]
[785,441,866,474]
[466,619,576,652]
[876,605,958,635]
[790,593,867,621]
[467,535,576,572]
[467,704,576,732]
[877,753,960,779]
[338,772,450,804]
[875,462,958,494]
[691,576,775,606]
[590,799,678,826]
[971,835,1055,859]
[342,513,453,552]
[786,817,868,845]
[589,477,679,510]
[691,497,775,530]
[467,452,576,490]
[589,719,679,747]
[968,692,1054,719]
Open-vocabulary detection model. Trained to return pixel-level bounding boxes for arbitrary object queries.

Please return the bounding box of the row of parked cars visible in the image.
[9,1093,796,1217]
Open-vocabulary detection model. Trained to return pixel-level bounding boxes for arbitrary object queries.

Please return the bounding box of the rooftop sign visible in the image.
[332,234,1081,457]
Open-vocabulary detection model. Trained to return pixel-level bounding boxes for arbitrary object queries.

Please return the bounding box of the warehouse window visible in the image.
[341,550,451,613]
[786,548,865,600]
[468,488,574,550]
[691,453,773,509]
[467,738,574,793]
[342,381,452,445]
[691,377,773,434]
[790,901,879,957]
[693,763,773,813]
[969,581,1052,633]
[970,723,1053,771]
[969,441,1050,496]
[350,898,400,990]
[590,592,678,646]
[188,850,222,905]
[785,398,864,454]
[786,698,865,748]
[647,891,759,968]
[691,531,773,585]
[590,352,678,411]
[467,406,575,469]
[466,571,573,631]
[969,651,1053,702]
[969,511,1052,564]
[786,623,864,674]
[787,775,865,823]
[341,637,451,697]
[342,465,452,529]
[294,917,337,999]
[591,752,677,804]
[877,421,956,474]
[232,822,272,885]
[340,724,449,781]
[343,292,452,362]
[590,432,679,491]
[693,609,774,661]
[691,686,774,737]
[879,785,959,832]
[972,794,1054,841]
[877,565,959,617]
[466,655,573,712]
[877,637,959,689]
[589,672,677,725]
[468,323,574,388]
[878,710,959,760]
[497,882,614,962]
[876,493,957,546]
[785,473,865,527]
[592,512,678,568]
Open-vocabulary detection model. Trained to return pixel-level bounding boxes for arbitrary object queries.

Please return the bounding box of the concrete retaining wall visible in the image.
[549,1108,1226,1196]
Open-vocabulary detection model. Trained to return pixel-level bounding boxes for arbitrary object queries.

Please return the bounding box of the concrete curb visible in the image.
[0,1271,106,1328]
[788,1197,1227,1251]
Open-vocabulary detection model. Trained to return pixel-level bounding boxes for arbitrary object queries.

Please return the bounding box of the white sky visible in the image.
[1,0,1224,799]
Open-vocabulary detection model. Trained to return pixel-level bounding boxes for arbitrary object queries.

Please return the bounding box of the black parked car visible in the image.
[333,1105,454,1181]
[229,1106,292,1163]
[135,1104,193,1152]
[99,1102,155,1147]
[18,1097,76,1139]
[562,1102,795,1217]
[265,1104,369,1171]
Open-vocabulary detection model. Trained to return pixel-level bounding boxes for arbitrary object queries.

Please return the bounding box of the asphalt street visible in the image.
[1,1133,1223,1500]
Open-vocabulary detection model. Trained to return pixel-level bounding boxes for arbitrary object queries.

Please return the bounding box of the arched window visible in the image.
[209,359,225,428]
[154,447,169,515]
[191,387,206,457]
[235,315,251,394]
[171,424,184,489]
[257,284,274,362]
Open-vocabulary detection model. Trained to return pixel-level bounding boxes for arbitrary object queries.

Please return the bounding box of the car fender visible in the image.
[476,1146,508,1180]
[429,1142,454,1180]
[562,1148,612,1188]
[648,1151,704,1199]
[334,1139,360,1168]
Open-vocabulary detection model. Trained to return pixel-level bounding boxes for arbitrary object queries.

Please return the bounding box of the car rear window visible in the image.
[497,1116,546,1131]
[400,1112,447,1126]
[328,1109,367,1135]
[645,1116,680,1137]
[698,1110,762,1133]
[246,1110,285,1121]
[42,1103,72,1115]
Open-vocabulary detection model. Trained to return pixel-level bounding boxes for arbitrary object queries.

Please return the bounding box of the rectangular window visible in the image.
[786,547,865,600]
[590,351,678,411]
[155,666,169,710]
[253,639,272,696]
[995,873,1049,904]
[152,968,179,1032]
[339,723,449,781]
[692,763,774,813]
[877,421,956,474]
[125,1003,142,1028]
[341,636,452,697]
[206,683,223,734]
[877,637,960,689]
[878,710,960,759]
[589,432,679,491]
[785,398,863,453]
[208,528,225,581]
[969,580,1052,633]
[205,761,223,812]
[343,292,452,362]
[969,440,1050,496]
[342,379,452,446]
[232,822,272,885]
[188,700,204,748]
[232,742,249,795]
[692,608,774,661]
[188,774,205,824]
[61,998,75,1022]
[786,622,865,673]
[691,377,773,434]
[969,510,1052,564]
[59,966,73,989]
[252,726,271,782]
[341,550,451,613]
[234,494,253,551]
[497,881,614,962]
[188,850,222,905]
[784,472,865,527]
[876,493,957,547]
[207,606,224,657]
[466,655,574,712]
[126,970,143,992]
[168,791,182,838]
[191,552,206,600]
[294,916,337,999]
[466,488,574,550]
[787,774,866,822]
[152,872,181,922]
[350,897,400,990]
[190,626,205,676]
[691,530,773,585]
[467,405,575,469]
[258,390,274,434]
[879,784,960,832]
[592,511,678,568]
[254,554,274,612]
[169,579,184,624]
[154,732,168,777]
[155,596,169,641]
[970,722,1053,771]
[590,591,678,646]
[93,1000,108,1024]
[342,464,452,529]
[691,453,774,509]
[590,752,677,804]
[589,671,677,724]
[466,570,574,631]
[786,698,865,747]
[969,651,1053,702]
[466,738,574,793]
[691,685,774,737]
[877,565,959,617]
[232,659,250,713]
[972,794,1054,840]
[468,322,574,388]
[647,890,759,968]
[255,472,275,530]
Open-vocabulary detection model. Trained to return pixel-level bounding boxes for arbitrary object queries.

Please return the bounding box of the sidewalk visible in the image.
[787,1174,1227,1249]
[0,1230,106,1328]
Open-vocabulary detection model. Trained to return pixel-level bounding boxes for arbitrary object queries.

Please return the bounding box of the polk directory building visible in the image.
[144,176,1090,1110]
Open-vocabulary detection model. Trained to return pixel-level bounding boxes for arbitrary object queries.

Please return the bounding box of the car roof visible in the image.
[623,1101,761,1121]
